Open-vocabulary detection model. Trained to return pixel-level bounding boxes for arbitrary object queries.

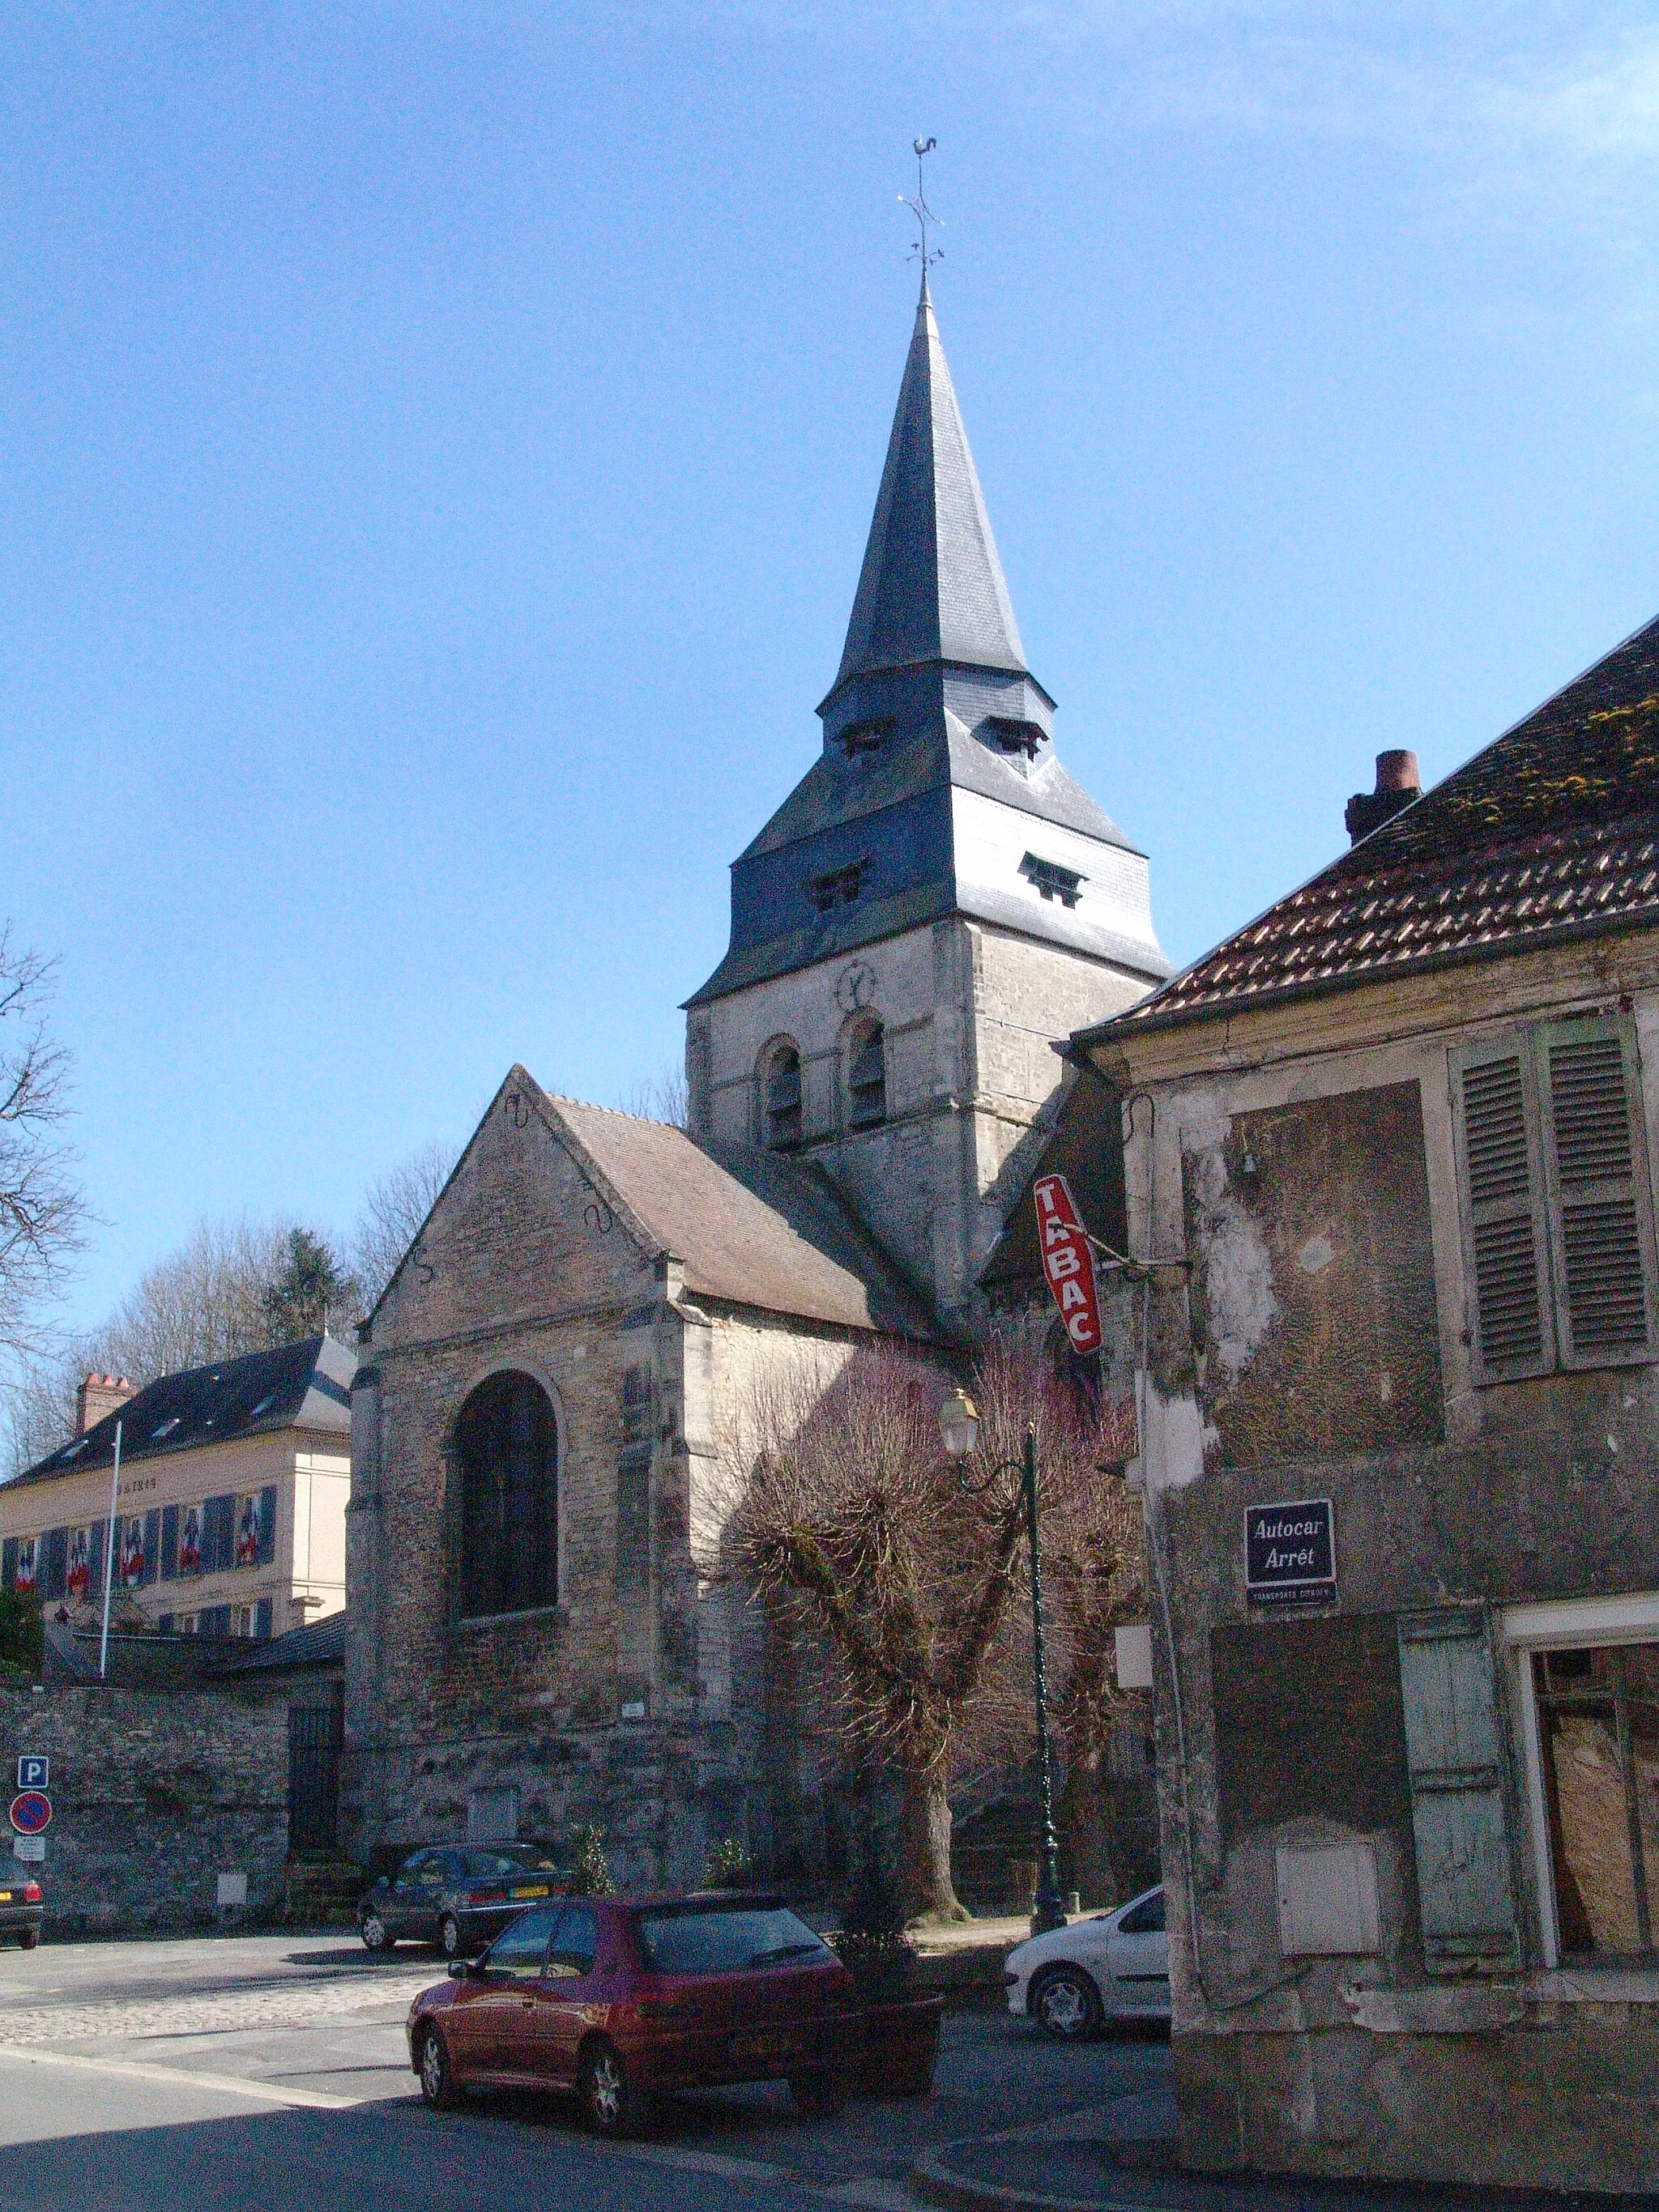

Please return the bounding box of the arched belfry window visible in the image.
[454,1370,558,1618]
[764,1042,803,1152]
[847,1018,886,1129]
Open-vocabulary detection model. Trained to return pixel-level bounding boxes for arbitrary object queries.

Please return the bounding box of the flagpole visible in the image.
[98,1418,122,1681]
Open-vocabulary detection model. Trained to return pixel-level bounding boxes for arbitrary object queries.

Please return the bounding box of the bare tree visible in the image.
[731,1340,1127,1924]
[348,1140,458,1307]
[6,1216,303,1473]
[620,1062,689,1130]
[0,927,86,1359]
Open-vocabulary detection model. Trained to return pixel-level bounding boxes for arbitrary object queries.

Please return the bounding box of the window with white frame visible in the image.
[1452,1017,1658,1382]
[1509,1598,1659,1968]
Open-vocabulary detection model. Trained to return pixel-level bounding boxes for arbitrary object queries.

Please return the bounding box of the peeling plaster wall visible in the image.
[1104,946,1659,2193]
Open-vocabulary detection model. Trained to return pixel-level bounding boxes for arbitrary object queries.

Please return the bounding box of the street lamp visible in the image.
[938,1390,1068,1936]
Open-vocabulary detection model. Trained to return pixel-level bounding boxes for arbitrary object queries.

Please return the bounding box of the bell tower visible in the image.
[684,276,1169,1332]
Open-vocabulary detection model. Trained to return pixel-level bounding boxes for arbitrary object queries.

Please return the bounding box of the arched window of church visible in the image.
[763,1042,803,1152]
[454,1370,559,1619]
[847,1018,886,1129]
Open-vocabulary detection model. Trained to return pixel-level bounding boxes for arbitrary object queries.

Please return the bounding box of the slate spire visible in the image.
[830,275,1029,700]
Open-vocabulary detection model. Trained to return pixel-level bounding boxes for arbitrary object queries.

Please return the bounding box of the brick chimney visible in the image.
[1346,750,1421,846]
[76,1374,135,1436]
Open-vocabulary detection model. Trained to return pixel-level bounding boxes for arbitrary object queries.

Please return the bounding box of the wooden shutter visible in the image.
[256,1485,279,1566]
[1452,1039,1554,1379]
[1397,1607,1521,1974]
[1537,1018,1656,1367]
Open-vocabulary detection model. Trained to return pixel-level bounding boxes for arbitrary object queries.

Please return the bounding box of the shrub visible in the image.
[0,1591,42,1679]
[702,1836,752,1890]
[567,1824,615,1896]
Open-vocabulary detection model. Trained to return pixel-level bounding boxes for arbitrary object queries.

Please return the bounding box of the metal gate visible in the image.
[288,1695,343,1856]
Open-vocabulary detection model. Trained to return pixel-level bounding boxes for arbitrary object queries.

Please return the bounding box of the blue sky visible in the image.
[8,2,1659,1330]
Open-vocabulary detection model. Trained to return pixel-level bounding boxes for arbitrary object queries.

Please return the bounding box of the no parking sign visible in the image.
[9,1791,50,1836]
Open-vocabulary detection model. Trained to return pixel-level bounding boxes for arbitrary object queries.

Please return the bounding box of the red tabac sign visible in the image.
[1034,1173,1103,1353]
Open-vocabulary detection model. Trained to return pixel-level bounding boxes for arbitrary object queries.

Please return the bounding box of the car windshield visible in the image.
[463,1847,561,1881]
[633,1905,830,1977]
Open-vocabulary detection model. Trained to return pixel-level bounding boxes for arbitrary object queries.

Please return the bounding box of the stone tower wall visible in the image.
[690,916,1150,1328]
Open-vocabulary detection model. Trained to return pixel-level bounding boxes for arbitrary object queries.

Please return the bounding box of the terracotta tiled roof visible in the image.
[1093,612,1659,1038]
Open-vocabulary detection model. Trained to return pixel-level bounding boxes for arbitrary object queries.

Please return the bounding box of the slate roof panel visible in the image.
[1094,613,1659,1036]
[833,277,1026,696]
[211,1608,348,1673]
[8,1336,355,1490]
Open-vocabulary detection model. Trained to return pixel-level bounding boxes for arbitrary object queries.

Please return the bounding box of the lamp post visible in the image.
[938,1390,1067,1936]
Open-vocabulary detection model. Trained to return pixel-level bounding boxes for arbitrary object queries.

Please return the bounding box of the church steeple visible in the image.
[684,259,1167,1328]
[829,276,1029,701]
[687,278,1167,1016]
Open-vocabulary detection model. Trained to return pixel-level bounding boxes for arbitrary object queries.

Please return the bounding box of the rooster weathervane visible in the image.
[902,136,942,275]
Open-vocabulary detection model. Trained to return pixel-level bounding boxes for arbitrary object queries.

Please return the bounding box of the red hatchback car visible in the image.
[407,1891,858,2135]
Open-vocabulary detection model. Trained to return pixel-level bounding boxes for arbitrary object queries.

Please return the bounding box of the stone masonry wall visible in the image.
[0,1679,288,1938]
[343,1080,865,1891]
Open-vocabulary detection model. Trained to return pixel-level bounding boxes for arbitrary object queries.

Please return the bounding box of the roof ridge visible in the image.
[546,1093,682,1129]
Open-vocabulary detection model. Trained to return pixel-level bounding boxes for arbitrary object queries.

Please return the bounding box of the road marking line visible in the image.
[0,2044,364,2110]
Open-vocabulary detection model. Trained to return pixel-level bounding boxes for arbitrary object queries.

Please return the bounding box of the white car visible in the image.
[1004,1883,1169,2039]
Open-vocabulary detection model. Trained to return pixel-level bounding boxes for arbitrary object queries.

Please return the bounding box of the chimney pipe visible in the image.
[1346,750,1421,846]
[76,1374,135,1436]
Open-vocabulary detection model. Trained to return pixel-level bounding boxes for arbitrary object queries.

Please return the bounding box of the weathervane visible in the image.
[901,136,942,279]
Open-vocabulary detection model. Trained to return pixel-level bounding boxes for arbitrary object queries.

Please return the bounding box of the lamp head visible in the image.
[938,1389,979,1460]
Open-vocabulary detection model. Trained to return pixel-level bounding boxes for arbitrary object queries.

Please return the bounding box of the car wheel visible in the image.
[439,1915,462,1958]
[790,2073,847,2120]
[17,1931,38,1953]
[1030,1963,1105,2042]
[360,1912,390,1952]
[417,2025,464,2111]
[580,2039,652,2139]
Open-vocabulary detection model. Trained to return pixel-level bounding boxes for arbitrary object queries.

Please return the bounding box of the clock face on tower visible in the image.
[835,961,876,1013]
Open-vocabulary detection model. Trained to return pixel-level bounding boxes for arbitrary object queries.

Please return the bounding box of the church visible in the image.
[342,276,1166,1884]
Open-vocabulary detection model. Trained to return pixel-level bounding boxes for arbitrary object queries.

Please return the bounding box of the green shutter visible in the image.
[1537,1019,1656,1367]
[1397,1607,1521,1974]
[1452,1038,1554,1379]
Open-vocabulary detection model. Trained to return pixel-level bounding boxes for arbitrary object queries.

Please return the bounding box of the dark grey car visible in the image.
[360,1844,567,1958]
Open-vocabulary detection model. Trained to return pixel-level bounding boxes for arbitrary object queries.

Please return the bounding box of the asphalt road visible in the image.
[0,1931,1171,2212]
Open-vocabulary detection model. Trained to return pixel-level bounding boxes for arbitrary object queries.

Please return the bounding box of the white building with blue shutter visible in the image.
[1071,621,1659,2193]
[1,1336,353,1641]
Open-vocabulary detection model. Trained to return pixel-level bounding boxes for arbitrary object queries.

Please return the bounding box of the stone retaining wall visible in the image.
[0,1678,288,1937]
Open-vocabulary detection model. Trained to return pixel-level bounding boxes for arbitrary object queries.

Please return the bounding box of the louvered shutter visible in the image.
[1537,1019,1656,1368]
[1397,1607,1521,1974]
[1452,1039,1553,1379]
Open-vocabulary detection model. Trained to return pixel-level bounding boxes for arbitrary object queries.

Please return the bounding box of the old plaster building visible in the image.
[1074,625,1659,2191]
[345,279,1166,1884]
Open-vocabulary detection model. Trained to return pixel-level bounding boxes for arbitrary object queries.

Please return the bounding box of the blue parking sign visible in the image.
[16,1758,48,1792]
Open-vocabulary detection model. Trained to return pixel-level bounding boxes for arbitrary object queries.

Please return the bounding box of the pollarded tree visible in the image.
[731,1340,1128,1924]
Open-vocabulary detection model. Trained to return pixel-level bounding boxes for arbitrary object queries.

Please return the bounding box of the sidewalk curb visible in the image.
[911,2146,1159,2212]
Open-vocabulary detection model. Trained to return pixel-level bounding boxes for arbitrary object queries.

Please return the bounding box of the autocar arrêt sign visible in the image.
[1245,1498,1337,1605]
[1033,1173,1103,1353]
